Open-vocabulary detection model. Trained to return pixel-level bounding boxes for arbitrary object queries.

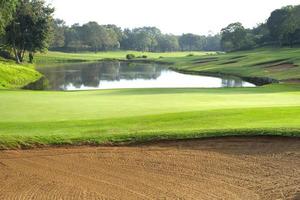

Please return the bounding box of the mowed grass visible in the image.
[0,59,41,89]
[1,48,300,149]
[1,84,300,149]
[34,51,210,64]
[164,47,300,81]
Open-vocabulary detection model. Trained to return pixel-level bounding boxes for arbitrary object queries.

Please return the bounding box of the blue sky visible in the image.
[46,0,300,35]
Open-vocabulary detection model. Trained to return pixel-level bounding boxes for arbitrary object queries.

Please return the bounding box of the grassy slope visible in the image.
[1,84,300,149]
[34,51,210,64]
[162,47,300,81]
[0,59,41,89]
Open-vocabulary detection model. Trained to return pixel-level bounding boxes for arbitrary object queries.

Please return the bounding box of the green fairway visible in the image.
[1,84,300,149]
[34,51,210,64]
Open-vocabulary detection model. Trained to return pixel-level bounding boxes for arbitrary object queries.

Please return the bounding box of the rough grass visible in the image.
[0,59,41,89]
[163,47,300,81]
[0,84,300,149]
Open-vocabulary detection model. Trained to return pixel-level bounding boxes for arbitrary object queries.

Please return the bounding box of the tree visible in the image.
[0,0,18,35]
[251,23,271,46]
[285,5,300,46]
[64,23,83,51]
[179,34,203,51]
[50,19,66,49]
[142,27,161,51]
[221,22,253,51]
[203,34,221,51]
[267,6,292,45]
[81,22,104,52]
[4,0,54,63]
[157,35,179,52]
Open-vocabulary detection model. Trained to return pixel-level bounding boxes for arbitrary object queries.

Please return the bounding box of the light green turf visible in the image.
[34,51,210,64]
[1,48,300,149]
[0,59,41,89]
[0,84,300,149]
[163,47,300,81]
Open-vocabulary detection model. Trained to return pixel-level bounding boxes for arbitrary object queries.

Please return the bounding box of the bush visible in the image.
[142,55,148,58]
[126,54,136,60]
[0,50,13,60]
[186,53,194,57]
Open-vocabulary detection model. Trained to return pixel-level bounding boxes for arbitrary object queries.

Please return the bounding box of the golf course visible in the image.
[1,0,300,199]
[1,49,300,200]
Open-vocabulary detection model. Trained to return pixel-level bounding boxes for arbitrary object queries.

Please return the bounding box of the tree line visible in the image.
[0,0,300,63]
[221,5,300,51]
[50,21,221,52]
[0,0,53,63]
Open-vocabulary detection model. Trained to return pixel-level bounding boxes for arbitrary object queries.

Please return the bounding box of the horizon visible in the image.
[46,0,300,35]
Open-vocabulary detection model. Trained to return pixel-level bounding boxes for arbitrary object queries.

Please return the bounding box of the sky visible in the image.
[46,0,300,35]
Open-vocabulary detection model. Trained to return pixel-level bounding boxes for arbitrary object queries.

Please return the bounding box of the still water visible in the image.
[34,62,255,90]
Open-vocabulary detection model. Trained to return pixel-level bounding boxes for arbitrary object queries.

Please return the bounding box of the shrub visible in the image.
[0,50,13,60]
[186,53,194,57]
[142,55,148,58]
[126,54,136,60]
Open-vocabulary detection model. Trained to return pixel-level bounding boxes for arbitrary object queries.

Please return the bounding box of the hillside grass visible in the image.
[0,59,41,89]
[0,84,300,149]
[162,47,300,81]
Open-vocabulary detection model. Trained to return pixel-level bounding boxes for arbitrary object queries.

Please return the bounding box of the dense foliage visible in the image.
[221,5,300,51]
[0,0,18,35]
[1,0,54,63]
[1,0,300,59]
[49,22,221,52]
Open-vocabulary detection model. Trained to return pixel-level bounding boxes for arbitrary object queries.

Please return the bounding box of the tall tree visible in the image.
[0,0,18,35]
[5,0,54,63]
[157,35,179,52]
[203,34,221,51]
[50,19,66,49]
[267,6,292,45]
[221,22,254,51]
[285,5,300,46]
[81,22,104,52]
[179,34,203,51]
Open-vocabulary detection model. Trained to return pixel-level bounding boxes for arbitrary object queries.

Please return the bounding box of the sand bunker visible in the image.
[0,137,299,200]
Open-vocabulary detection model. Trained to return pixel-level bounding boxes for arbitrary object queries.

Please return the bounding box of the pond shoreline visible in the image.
[169,67,279,86]
[123,59,279,86]
[24,53,285,90]
[24,60,255,90]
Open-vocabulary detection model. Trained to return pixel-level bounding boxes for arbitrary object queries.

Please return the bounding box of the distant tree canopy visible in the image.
[221,4,300,51]
[50,23,222,53]
[1,1,300,61]
[220,23,255,51]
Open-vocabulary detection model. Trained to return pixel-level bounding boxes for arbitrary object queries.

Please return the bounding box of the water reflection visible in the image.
[33,61,255,90]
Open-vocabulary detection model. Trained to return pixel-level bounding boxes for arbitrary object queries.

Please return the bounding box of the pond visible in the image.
[29,61,255,90]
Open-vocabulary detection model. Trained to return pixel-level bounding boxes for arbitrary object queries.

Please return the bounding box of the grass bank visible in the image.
[0,84,300,149]
[162,47,300,83]
[0,58,41,89]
